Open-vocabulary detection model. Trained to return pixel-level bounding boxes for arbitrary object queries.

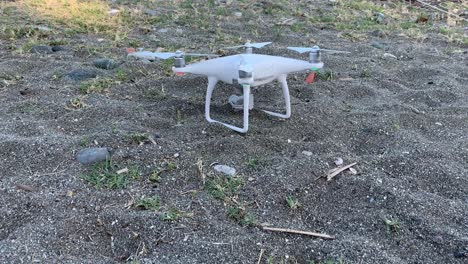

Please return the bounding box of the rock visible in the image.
[233,12,242,18]
[349,167,357,175]
[371,29,387,38]
[371,41,384,50]
[51,46,65,52]
[334,157,343,166]
[383,53,397,59]
[375,12,385,24]
[66,69,97,81]
[107,9,120,16]
[302,151,313,156]
[93,58,117,70]
[76,147,111,164]
[31,45,53,54]
[158,28,169,33]
[214,165,236,176]
[144,9,159,16]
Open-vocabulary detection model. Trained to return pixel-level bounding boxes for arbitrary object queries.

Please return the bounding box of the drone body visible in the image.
[173,54,323,87]
[129,42,347,133]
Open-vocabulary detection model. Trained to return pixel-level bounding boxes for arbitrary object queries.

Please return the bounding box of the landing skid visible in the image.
[204,74,291,133]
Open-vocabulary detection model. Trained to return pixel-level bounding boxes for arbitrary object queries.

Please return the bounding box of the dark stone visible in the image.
[51,46,65,52]
[67,69,97,81]
[31,45,53,54]
[371,41,385,50]
[93,58,117,70]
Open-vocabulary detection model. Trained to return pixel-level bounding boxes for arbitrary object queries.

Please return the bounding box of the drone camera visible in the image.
[238,70,252,78]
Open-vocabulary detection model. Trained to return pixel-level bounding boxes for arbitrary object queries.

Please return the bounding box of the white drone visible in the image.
[129,41,348,133]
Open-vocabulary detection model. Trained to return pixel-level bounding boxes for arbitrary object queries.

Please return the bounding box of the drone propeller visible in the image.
[128,50,219,60]
[225,41,272,49]
[287,45,350,54]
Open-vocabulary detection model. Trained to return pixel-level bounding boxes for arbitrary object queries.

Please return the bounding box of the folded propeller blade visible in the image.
[287,46,350,54]
[225,41,272,49]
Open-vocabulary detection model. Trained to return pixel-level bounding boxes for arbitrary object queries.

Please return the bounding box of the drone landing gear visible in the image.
[205,77,250,133]
[258,74,291,119]
[205,74,291,133]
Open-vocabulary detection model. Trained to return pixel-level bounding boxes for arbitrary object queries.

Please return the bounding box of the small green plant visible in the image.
[161,207,182,221]
[79,137,89,147]
[129,132,149,145]
[286,196,301,209]
[135,196,160,211]
[128,166,141,179]
[246,158,259,168]
[383,216,401,234]
[81,160,128,189]
[360,69,371,78]
[316,70,335,81]
[149,170,161,183]
[227,206,257,226]
[79,78,115,94]
[69,97,85,109]
[115,68,128,81]
[205,175,243,202]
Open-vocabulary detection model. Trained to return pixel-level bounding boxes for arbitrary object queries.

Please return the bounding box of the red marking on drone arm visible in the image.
[175,72,185,76]
[126,47,135,54]
[305,72,316,84]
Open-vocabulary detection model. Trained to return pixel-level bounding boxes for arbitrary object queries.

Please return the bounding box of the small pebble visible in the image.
[375,12,385,24]
[233,12,242,17]
[248,177,254,182]
[93,58,117,70]
[76,147,110,164]
[174,153,180,158]
[334,157,343,166]
[302,151,313,156]
[31,45,53,54]
[214,165,236,176]
[158,28,169,33]
[371,41,384,50]
[349,167,357,175]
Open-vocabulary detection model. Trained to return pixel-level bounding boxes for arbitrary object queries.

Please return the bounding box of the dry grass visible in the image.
[19,0,120,33]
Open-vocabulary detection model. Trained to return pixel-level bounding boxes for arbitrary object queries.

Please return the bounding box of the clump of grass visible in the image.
[128,166,141,179]
[360,69,371,78]
[316,70,335,81]
[205,175,243,202]
[69,97,85,109]
[383,216,401,234]
[246,158,259,168]
[128,132,149,145]
[81,159,128,189]
[135,196,160,211]
[161,207,182,221]
[79,78,116,94]
[21,0,119,33]
[285,196,301,209]
[227,206,257,227]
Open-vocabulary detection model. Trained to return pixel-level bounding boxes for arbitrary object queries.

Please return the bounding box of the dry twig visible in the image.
[262,226,334,239]
[327,162,357,181]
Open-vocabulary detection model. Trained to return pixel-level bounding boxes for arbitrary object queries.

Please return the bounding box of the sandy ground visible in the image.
[0,1,467,263]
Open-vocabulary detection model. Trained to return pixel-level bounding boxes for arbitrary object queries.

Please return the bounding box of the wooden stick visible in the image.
[415,0,468,22]
[327,162,357,181]
[15,183,37,192]
[257,248,265,264]
[262,226,334,239]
